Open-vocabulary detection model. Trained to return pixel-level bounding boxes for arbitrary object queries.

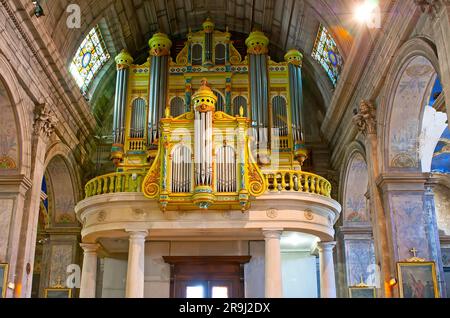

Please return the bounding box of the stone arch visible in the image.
[340,145,369,224]
[43,162,78,226]
[43,142,82,204]
[380,37,442,173]
[31,143,81,297]
[0,53,31,176]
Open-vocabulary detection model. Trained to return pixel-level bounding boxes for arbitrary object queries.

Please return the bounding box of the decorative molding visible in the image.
[262,229,283,239]
[266,208,278,219]
[33,103,58,137]
[0,174,32,190]
[414,0,448,17]
[317,241,337,251]
[79,243,100,253]
[337,225,373,236]
[132,208,146,220]
[304,209,314,221]
[352,100,377,136]
[97,210,106,222]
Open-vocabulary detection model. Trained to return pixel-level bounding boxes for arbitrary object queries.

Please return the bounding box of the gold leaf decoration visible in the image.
[142,148,162,198]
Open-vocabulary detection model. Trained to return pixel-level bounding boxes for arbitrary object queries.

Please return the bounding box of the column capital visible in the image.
[317,241,336,252]
[80,243,100,253]
[126,230,148,241]
[262,229,283,239]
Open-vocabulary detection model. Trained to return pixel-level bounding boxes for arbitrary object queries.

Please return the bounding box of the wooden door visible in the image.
[163,256,251,298]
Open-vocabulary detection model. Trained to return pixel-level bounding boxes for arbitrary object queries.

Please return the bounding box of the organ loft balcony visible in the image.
[75,21,341,244]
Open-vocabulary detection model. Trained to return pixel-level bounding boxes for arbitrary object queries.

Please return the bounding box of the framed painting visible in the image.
[397,261,439,298]
[0,263,8,298]
[349,286,376,298]
[44,288,72,298]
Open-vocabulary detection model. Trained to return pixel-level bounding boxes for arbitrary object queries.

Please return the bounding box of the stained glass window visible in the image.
[69,26,110,93]
[311,24,343,87]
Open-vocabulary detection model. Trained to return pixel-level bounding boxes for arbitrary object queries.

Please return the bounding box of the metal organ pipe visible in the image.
[203,18,214,64]
[117,70,124,143]
[246,30,270,150]
[285,50,305,146]
[260,55,269,145]
[113,69,121,143]
[148,58,155,144]
[216,146,236,193]
[195,111,200,184]
[113,50,134,147]
[250,57,258,138]
[193,79,216,188]
[147,33,171,146]
[205,32,213,63]
[121,68,129,144]
[171,146,192,193]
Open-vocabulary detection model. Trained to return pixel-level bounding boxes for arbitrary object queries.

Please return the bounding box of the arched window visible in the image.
[130,98,146,138]
[192,44,203,66]
[232,96,247,117]
[216,145,236,193]
[171,145,192,193]
[170,97,185,117]
[69,25,110,93]
[213,90,225,112]
[311,24,343,87]
[215,43,226,65]
[272,96,288,137]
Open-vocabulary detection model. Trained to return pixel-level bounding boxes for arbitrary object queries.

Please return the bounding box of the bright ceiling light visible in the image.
[282,234,305,246]
[355,0,378,24]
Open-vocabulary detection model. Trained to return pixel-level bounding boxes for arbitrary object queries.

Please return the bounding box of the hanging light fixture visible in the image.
[32,0,45,17]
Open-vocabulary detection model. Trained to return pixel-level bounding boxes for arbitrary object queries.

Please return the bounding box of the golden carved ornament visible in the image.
[229,45,242,64]
[143,154,161,198]
[176,45,189,65]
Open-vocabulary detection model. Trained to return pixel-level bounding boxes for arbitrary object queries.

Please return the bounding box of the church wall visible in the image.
[0,198,14,262]
[0,1,96,297]
[142,241,263,298]
[100,240,320,298]
[245,241,265,298]
[281,252,318,298]
[99,241,268,298]
[434,185,450,235]
[101,258,127,298]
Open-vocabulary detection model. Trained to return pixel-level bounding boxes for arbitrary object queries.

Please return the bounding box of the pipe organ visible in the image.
[246,31,270,161]
[110,18,311,211]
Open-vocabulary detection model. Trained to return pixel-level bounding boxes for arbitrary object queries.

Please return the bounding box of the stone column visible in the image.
[353,100,393,297]
[377,173,445,298]
[263,229,283,298]
[424,184,446,298]
[125,231,147,298]
[0,175,32,298]
[79,243,99,298]
[318,241,337,298]
[14,103,58,298]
